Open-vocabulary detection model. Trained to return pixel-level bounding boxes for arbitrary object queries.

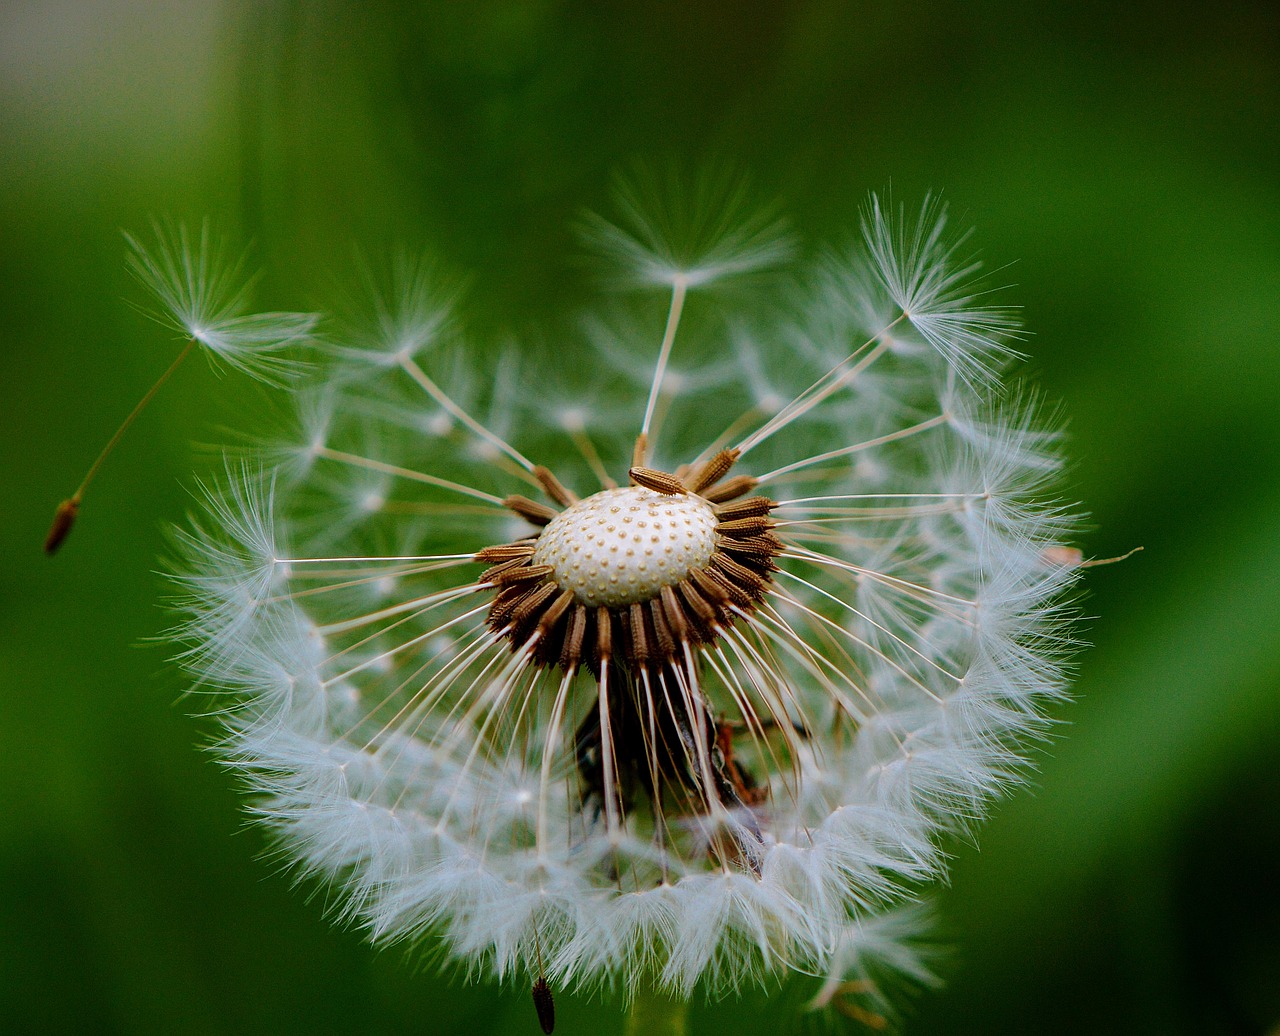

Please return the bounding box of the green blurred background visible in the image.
[3,2,1277,1033]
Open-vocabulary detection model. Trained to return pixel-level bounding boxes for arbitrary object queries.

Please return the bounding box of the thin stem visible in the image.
[45,337,198,553]
[75,335,197,496]
[567,425,617,489]
[639,275,689,457]
[77,337,198,500]
[314,446,506,505]
[734,314,905,459]
[755,413,949,485]
[399,353,536,472]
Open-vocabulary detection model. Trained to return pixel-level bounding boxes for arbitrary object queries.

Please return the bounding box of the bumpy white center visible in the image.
[532,486,718,607]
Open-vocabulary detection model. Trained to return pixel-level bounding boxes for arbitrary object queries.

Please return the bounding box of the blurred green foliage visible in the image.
[2,1,1277,1033]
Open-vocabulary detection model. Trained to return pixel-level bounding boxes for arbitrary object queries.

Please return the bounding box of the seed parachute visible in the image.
[173,186,1081,1025]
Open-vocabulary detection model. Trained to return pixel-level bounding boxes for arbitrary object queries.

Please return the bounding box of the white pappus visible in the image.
[170,182,1083,1029]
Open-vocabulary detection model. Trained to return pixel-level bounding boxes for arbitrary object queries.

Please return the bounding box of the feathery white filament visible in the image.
[172,186,1081,1011]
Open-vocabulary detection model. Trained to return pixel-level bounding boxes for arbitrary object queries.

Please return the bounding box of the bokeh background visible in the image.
[3,2,1278,1033]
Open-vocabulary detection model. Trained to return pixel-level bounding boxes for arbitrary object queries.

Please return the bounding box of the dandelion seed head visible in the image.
[173,182,1084,1012]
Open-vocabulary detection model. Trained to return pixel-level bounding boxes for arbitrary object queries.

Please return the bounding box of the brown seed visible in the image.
[702,475,758,504]
[711,550,770,588]
[537,589,575,635]
[488,563,555,587]
[478,558,536,585]
[687,448,740,494]
[717,533,784,558]
[628,467,687,496]
[716,515,776,536]
[511,581,559,626]
[648,598,676,660]
[659,585,690,643]
[628,602,650,664]
[1040,545,1083,568]
[531,977,555,1034]
[677,577,721,627]
[488,584,534,628]
[504,495,559,526]
[714,496,775,521]
[533,465,577,507]
[561,604,588,668]
[595,605,612,662]
[44,498,80,555]
[707,555,763,605]
[688,568,731,607]
[474,542,536,563]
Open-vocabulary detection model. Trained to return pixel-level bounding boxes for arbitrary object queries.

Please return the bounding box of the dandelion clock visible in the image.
[157,181,1084,1032]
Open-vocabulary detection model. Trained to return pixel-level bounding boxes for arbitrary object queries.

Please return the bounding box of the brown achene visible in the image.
[474,445,781,850]
[478,447,780,674]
